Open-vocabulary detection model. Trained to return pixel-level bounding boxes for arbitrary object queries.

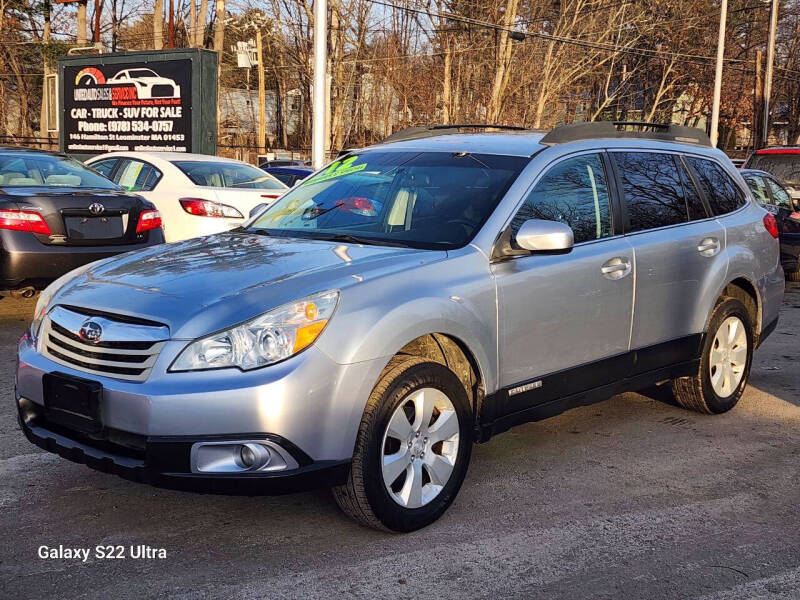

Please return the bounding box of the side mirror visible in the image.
[515,219,574,252]
[249,203,268,219]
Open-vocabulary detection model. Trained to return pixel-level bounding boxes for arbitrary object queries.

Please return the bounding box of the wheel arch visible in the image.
[709,276,762,344]
[393,333,486,423]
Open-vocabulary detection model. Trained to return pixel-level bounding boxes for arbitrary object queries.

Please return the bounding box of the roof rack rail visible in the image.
[381,124,528,144]
[539,121,711,147]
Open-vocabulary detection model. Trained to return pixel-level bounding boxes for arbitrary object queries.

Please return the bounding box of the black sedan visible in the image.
[741,168,800,282]
[0,147,165,293]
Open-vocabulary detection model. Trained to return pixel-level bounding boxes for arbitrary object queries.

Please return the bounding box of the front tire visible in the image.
[671,297,754,414]
[333,357,473,532]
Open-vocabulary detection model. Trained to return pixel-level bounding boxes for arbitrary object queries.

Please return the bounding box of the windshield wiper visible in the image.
[315,233,409,247]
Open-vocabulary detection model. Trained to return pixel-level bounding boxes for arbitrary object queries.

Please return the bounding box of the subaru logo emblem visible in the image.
[78,320,103,343]
[88,203,105,215]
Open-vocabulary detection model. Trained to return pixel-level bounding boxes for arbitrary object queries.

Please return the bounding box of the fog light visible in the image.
[191,440,297,473]
[240,444,256,468]
[234,442,271,471]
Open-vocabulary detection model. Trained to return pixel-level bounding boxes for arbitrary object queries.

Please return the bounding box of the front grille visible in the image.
[40,308,167,382]
[151,84,175,98]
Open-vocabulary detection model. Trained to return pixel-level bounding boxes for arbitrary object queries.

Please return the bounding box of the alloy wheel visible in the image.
[380,387,460,509]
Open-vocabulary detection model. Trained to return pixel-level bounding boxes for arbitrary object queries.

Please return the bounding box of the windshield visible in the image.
[0,153,120,189]
[247,151,529,249]
[128,69,158,78]
[173,161,286,190]
[745,154,800,185]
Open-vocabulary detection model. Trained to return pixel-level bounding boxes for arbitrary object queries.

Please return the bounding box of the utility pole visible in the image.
[312,0,328,169]
[762,0,779,146]
[710,0,728,148]
[256,29,266,155]
[754,49,763,150]
[77,1,87,46]
[153,0,163,49]
[40,0,51,141]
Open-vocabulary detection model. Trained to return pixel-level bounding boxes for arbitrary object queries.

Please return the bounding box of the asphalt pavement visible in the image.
[1,287,799,599]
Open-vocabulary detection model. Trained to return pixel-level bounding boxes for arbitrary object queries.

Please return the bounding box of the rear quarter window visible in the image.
[686,157,747,215]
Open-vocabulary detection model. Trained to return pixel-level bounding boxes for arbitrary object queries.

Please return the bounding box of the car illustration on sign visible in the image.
[105,68,181,100]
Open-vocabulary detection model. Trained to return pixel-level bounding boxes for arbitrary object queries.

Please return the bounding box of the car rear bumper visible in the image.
[780,234,800,275]
[0,228,165,290]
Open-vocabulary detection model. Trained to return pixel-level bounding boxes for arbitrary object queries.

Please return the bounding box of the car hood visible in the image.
[50,232,441,339]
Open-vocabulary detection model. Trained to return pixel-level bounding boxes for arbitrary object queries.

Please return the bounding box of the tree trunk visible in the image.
[532,40,556,129]
[189,0,196,47]
[197,0,208,47]
[442,36,451,124]
[256,29,266,154]
[213,0,225,121]
[487,0,520,123]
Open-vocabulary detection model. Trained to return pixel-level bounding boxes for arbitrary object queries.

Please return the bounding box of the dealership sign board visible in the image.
[58,49,218,158]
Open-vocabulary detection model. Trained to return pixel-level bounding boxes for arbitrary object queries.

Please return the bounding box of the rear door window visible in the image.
[613,152,688,232]
[676,158,709,221]
[744,174,771,205]
[90,158,119,179]
[765,177,793,210]
[114,159,161,192]
[686,157,747,215]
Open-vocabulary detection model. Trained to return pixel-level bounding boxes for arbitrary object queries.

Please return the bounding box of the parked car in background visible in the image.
[258,159,309,169]
[17,122,783,532]
[262,166,314,187]
[0,146,164,295]
[86,152,287,242]
[743,148,800,204]
[730,158,746,169]
[741,168,800,281]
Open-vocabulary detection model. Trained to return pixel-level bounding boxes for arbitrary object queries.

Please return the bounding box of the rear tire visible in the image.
[333,357,473,532]
[671,297,754,414]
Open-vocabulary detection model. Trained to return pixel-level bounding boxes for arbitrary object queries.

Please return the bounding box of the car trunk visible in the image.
[206,187,285,213]
[2,187,150,246]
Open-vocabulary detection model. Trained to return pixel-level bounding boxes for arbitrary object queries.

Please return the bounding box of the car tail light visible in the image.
[755,148,800,155]
[763,213,779,239]
[136,209,162,233]
[0,209,51,235]
[340,197,377,217]
[179,198,244,218]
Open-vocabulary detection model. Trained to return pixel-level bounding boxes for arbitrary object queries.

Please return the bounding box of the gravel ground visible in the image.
[1,287,799,599]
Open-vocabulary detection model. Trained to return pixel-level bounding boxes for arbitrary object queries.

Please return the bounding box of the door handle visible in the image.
[697,237,721,256]
[601,257,632,279]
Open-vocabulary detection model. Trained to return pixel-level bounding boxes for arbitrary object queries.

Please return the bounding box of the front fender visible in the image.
[315,249,498,394]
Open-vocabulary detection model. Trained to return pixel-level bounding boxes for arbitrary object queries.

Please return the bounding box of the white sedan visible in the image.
[86,152,287,242]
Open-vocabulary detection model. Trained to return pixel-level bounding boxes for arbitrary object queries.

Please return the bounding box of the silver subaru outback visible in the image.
[16,122,784,532]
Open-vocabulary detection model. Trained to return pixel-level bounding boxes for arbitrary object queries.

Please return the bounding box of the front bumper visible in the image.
[16,334,389,493]
[0,228,165,290]
[17,395,349,494]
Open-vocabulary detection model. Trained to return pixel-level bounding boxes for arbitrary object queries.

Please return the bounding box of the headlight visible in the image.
[30,262,96,341]
[170,290,339,372]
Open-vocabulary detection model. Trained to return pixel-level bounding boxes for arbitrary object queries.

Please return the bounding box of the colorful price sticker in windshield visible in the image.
[304,156,367,185]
